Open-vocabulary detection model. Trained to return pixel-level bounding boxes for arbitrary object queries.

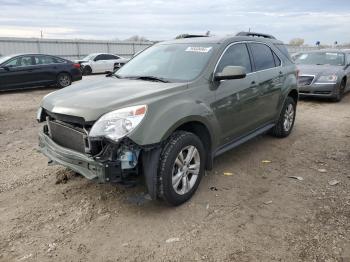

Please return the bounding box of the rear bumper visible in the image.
[38,131,121,182]
[72,75,82,82]
[298,83,338,98]
[71,68,82,82]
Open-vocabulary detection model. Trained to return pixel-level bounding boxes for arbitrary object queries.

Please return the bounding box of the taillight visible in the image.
[73,63,80,69]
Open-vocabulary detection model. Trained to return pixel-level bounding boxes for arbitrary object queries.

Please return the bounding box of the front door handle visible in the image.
[250,81,258,88]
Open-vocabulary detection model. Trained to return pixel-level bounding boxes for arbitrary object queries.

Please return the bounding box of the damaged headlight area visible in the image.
[89,105,147,142]
[38,106,149,184]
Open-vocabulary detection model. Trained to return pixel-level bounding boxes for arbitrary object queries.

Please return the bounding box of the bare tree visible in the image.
[289,38,305,46]
[125,35,149,42]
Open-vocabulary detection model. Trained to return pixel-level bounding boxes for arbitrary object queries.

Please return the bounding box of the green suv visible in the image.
[38,32,298,206]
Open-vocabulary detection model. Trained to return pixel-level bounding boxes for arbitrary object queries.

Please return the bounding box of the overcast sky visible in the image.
[1,0,350,44]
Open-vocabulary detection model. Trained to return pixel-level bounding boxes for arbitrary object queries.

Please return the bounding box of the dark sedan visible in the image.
[295,50,350,102]
[0,54,82,91]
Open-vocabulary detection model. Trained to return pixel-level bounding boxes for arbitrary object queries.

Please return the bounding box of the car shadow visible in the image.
[0,85,59,94]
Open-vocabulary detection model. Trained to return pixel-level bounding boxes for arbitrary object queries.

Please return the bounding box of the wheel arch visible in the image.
[341,75,347,85]
[287,88,299,104]
[163,119,214,170]
[57,71,72,78]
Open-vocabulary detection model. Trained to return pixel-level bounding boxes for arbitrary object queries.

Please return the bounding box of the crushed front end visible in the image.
[38,108,142,184]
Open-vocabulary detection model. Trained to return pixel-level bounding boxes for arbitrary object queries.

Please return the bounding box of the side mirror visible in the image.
[214,66,246,81]
[0,65,10,71]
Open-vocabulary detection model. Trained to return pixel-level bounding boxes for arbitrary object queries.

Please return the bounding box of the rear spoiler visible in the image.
[236,32,276,40]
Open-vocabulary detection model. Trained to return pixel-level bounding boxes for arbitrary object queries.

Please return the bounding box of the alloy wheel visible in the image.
[59,74,71,87]
[171,145,200,195]
[283,104,295,132]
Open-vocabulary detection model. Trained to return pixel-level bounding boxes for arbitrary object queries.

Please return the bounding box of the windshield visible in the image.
[116,43,217,82]
[81,54,96,61]
[295,52,345,66]
[0,55,12,65]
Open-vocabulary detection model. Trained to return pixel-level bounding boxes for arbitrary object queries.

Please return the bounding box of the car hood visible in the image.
[41,77,187,122]
[297,64,343,77]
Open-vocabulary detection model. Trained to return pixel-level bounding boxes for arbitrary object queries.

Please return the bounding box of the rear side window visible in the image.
[250,43,275,71]
[216,43,252,73]
[274,43,292,61]
[35,56,56,65]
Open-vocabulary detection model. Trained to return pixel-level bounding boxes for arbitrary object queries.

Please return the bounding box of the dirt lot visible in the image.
[0,78,349,262]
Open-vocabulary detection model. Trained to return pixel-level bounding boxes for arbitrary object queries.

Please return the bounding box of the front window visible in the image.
[295,52,345,66]
[82,54,96,61]
[116,43,217,82]
[216,43,252,73]
[4,56,34,67]
[0,55,12,65]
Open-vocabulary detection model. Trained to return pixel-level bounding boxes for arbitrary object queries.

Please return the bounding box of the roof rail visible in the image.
[176,34,209,39]
[236,32,276,40]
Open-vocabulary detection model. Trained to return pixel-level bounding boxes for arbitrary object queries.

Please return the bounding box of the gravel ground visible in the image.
[0,77,349,262]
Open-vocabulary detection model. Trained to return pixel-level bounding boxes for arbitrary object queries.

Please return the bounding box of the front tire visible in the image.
[158,131,205,206]
[82,66,92,76]
[270,96,296,138]
[56,73,72,88]
[332,80,345,102]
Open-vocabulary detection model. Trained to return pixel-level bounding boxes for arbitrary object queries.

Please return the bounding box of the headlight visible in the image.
[89,105,147,141]
[316,74,338,83]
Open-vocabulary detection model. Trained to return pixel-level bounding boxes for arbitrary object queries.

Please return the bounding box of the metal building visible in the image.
[0,37,154,60]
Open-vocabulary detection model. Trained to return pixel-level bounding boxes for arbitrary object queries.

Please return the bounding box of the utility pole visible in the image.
[40,30,43,39]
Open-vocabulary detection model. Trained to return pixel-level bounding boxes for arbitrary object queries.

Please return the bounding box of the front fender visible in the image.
[128,98,219,146]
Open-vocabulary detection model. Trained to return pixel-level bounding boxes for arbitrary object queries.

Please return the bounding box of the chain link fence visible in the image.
[0,37,154,59]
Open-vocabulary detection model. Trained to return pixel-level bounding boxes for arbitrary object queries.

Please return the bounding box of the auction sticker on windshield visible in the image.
[185,47,212,53]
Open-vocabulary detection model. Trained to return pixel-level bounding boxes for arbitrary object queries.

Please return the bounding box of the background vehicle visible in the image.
[38,32,298,206]
[76,53,129,75]
[295,50,350,101]
[0,54,82,91]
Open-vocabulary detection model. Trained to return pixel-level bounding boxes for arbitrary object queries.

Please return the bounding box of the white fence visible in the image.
[0,37,331,60]
[0,37,154,60]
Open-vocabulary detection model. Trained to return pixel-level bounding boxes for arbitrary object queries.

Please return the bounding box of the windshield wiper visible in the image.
[132,76,170,83]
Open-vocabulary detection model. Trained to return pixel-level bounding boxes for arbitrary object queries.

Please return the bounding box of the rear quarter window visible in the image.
[274,43,292,61]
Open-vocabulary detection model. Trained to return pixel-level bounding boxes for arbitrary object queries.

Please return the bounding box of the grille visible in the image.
[298,75,314,86]
[48,120,87,153]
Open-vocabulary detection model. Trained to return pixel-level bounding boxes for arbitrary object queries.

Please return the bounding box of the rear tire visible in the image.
[56,73,72,88]
[332,80,345,102]
[158,131,205,206]
[270,96,296,138]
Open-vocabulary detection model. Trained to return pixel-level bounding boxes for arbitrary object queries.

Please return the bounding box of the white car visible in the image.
[76,53,129,75]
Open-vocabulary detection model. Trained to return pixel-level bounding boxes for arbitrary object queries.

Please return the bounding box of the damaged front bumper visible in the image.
[38,131,122,183]
[298,83,338,98]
